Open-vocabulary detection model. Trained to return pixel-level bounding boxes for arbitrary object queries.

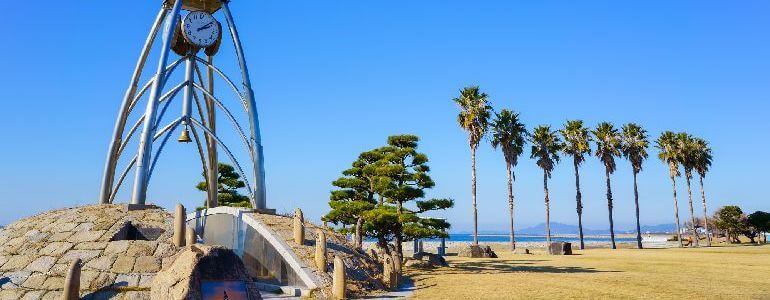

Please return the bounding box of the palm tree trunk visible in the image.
[471,146,479,246]
[685,175,698,247]
[633,171,643,249]
[605,168,616,249]
[670,175,684,247]
[699,175,711,247]
[506,163,516,251]
[544,171,551,246]
[573,158,585,250]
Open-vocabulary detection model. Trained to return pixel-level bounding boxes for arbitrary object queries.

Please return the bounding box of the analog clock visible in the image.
[181,11,220,48]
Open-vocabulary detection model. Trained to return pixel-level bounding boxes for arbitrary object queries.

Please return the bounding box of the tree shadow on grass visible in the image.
[438,259,620,275]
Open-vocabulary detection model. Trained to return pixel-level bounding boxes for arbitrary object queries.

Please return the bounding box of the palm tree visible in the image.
[454,86,492,246]
[529,125,562,246]
[490,109,527,252]
[693,137,713,246]
[620,123,649,249]
[656,131,684,247]
[559,120,591,250]
[592,122,622,249]
[679,133,700,247]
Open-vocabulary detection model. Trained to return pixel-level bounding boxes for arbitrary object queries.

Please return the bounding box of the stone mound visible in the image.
[0,204,181,299]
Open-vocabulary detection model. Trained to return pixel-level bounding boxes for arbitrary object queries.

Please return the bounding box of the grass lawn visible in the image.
[405,244,770,299]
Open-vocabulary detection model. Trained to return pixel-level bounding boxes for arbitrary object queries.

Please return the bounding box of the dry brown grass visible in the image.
[405,244,770,299]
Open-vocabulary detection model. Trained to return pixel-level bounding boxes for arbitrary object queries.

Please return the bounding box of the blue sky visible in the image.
[1,1,768,232]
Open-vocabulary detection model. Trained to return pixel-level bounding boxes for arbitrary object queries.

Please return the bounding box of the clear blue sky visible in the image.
[2,1,768,232]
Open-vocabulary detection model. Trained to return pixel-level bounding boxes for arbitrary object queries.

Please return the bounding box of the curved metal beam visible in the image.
[191,83,252,154]
[187,122,212,209]
[131,0,184,205]
[117,80,187,158]
[192,56,247,111]
[127,57,187,114]
[99,7,168,204]
[222,2,267,209]
[109,117,183,204]
[189,118,255,205]
[148,119,182,181]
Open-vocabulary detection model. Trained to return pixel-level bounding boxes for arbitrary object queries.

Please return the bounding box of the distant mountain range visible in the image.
[470,222,677,235]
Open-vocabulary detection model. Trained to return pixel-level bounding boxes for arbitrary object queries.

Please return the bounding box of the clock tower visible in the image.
[98,0,267,210]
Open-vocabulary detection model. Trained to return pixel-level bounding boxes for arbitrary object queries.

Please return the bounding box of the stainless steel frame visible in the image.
[99,0,266,209]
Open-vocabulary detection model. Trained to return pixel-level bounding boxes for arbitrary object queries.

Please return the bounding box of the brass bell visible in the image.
[178,127,192,143]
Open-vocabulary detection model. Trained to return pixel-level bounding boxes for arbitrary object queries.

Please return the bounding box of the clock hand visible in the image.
[197,22,213,32]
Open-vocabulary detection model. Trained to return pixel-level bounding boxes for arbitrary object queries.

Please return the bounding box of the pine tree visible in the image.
[197,163,251,208]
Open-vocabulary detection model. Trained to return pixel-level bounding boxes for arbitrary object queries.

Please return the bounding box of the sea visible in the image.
[422,233,638,243]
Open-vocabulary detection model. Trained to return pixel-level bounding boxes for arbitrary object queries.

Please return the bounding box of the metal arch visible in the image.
[102,50,186,204]
[192,56,247,111]
[153,81,189,129]
[187,121,212,208]
[99,7,168,204]
[108,117,184,204]
[191,83,252,155]
[130,0,184,205]
[117,81,188,158]
[189,117,255,205]
[221,2,267,209]
[148,119,182,181]
[127,57,188,113]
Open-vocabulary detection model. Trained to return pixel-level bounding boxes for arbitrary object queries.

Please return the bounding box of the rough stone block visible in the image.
[0,289,25,300]
[2,270,32,288]
[26,256,57,272]
[548,242,573,255]
[58,250,101,264]
[84,256,116,271]
[41,276,65,289]
[0,255,33,271]
[457,245,497,258]
[114,273,140,287]
[20,290,45,300]
[47,232,74,243]
[126,241,158,257]
[74,242,108,250]
[103,241,131,255]
[41,290,62,300]
[69,230,105,243]
[111,256,135,273]
[21,273,48,289]
[88,272,116,290]
[39,242,74,256]
[153,243,177,258]
[133,256,161,273]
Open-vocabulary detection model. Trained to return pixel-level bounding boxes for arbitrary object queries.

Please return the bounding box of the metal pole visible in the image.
[99,8,167,204]
[206,55,219,208]
[130,0,183,205]
[221,2,267,209]
[182,56,194,124]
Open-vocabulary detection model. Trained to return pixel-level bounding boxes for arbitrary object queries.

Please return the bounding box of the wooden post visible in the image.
[185,227,196,245]
[333,255,346,299]
[293,208,305,245]
[62,258,81,300]
[173,204,186,247]
[383,254,396,290]
[315,230,327,271]
[393,251,402,287]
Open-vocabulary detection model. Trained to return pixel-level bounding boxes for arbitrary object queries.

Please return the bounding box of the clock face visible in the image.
[182,11,220,48]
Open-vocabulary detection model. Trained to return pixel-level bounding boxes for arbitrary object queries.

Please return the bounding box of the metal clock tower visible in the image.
[98,0,267,209]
